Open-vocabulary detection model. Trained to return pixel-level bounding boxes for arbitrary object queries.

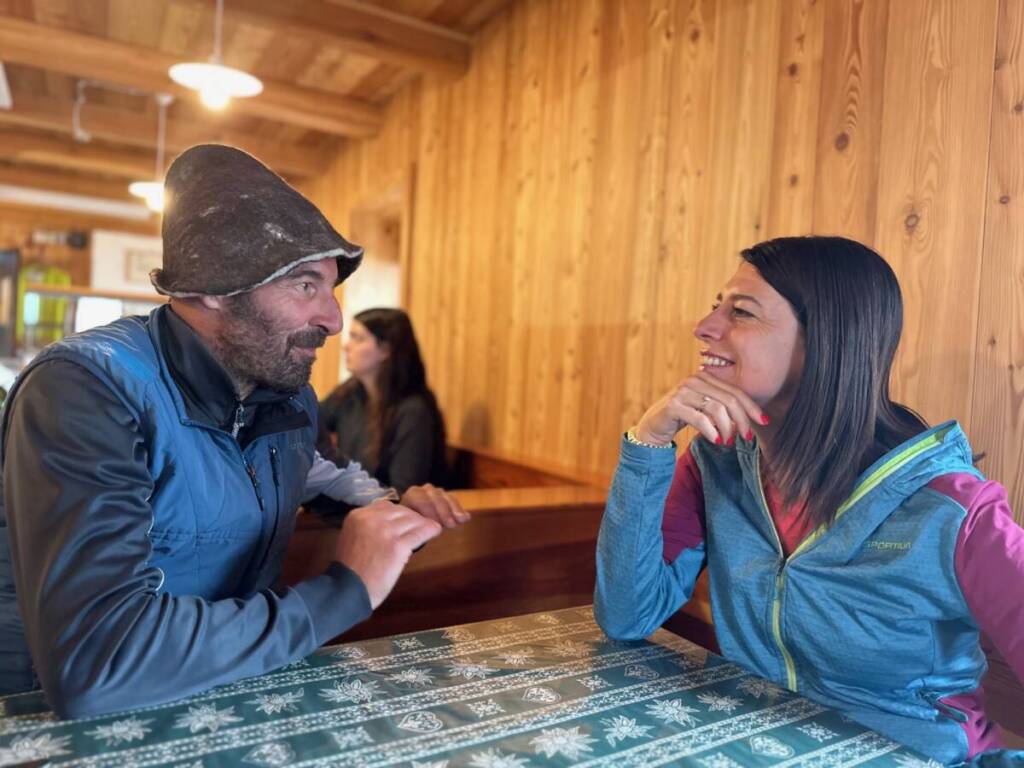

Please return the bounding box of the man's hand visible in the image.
[400,484,471,529]
[333,499,442,608]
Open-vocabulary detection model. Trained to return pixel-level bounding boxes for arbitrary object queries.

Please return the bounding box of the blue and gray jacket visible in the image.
[0,305,371,717]
[596,424,1024,765]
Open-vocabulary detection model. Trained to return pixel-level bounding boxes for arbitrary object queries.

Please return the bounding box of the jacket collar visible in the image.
[153,305,310,441]
[709,420,978,559]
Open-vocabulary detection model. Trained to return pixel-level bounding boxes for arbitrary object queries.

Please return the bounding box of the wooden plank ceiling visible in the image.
[0,0,510,211]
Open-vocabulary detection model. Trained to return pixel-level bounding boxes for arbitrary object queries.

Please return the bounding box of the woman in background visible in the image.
[595,236,1024,765]
[320,307,447,495]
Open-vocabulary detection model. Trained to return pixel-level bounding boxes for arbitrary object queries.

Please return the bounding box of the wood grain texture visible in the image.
[874,0,998,432]
[308,0,1021,528]
[812,0,890,241]
[971,0,1024,529]
[0,0,507,154]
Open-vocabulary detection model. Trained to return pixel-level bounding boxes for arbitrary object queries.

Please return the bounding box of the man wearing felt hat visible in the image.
[0,144,468,718]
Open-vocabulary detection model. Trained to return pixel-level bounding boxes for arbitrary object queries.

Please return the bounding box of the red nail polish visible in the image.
[760,414,770,425]
[745,430,754,441]
[727,436,735,446]
[714,435,722,445]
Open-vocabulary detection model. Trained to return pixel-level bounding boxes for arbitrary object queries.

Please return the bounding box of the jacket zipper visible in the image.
[232,402,265,511]
[756,452,799,692]
[920,690,970,723]
[755,426,953,695]
[251,445,282,575]
[270,446,280,487]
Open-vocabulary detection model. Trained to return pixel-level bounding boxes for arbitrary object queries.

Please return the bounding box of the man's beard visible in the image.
[216,293,327,392]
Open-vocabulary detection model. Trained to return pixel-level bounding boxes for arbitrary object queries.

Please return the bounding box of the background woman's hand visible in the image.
[400,483,471,529]
[633,372,767,446]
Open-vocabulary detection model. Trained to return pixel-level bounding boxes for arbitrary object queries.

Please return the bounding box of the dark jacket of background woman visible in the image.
[318,308,447,494]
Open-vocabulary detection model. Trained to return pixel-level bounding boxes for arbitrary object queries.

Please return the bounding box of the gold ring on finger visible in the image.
[698,395,712,413]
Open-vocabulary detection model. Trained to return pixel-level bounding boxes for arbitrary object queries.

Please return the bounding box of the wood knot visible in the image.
[1014,102,1024,114]
[834,132,850,151]
[787,62,799,77]
[999,195,1011,205]
[690,28,700,43]
[904,212,920,231]
[789,174,799,187]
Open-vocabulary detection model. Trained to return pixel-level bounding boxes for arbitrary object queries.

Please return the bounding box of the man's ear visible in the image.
[199,295,225,311]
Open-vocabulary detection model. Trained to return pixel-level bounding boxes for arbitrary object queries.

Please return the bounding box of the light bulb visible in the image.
[129,181,164,213]
[143,189,165,213]
[200,85,230,111]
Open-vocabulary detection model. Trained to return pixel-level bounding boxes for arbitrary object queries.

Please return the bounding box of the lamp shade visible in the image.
[168,62,263,110]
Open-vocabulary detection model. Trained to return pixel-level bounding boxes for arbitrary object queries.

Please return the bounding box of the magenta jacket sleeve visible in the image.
[934,473,1024,685]
[661,444,707,563]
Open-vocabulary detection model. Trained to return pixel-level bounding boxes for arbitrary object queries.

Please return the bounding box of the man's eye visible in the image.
[732,307,753,318]
[300,282,315,295]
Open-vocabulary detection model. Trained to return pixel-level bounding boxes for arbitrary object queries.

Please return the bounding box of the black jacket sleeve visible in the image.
[2,361,371,718]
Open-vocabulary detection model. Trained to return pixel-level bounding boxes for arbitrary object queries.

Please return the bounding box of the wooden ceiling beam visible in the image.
[0,128,156,179]
[192,0,471,77]
[0,201,159,236]
[0,162,137,202]
[0,92,332,178]
[0,16,382,137]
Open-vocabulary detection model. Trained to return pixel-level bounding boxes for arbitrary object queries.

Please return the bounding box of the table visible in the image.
[0,606,932,767]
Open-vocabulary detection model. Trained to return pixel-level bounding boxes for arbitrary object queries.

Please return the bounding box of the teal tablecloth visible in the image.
[0,606,934,767]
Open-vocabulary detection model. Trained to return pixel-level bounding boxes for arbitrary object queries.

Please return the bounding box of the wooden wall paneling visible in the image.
[407,78,443,406]
[972,0,1024,526]
[445,61,474,449]
[873,0,999,430]
[450,12,510,447]
[431,79,461,434]
[523,0,580,462]
[698,0,783,263]
[305,0,1024,510]
[477,11,518,451]
[499,0,545,456]
[811,0,890,241]
[764,0,825,238]
[649,0,716,435]
[617,0,674,457]
[573,0,640,473]
[555,0,602,465]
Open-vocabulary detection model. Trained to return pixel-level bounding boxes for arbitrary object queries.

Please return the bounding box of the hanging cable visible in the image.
[72,80,91,143]
[212,0,224,63]
[70,79,149,144]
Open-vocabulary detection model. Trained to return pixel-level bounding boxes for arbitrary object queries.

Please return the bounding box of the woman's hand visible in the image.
[633,372,767,446]
[399,484,471,529]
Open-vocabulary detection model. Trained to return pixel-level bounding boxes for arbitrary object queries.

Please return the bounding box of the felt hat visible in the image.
[151,144,362,297]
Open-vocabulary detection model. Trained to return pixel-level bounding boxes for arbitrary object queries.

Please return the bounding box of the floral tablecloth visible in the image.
[0,606,933,767]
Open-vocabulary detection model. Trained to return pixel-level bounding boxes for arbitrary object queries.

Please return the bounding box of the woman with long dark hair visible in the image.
[320,307,448,495]
[595,236,1023,764]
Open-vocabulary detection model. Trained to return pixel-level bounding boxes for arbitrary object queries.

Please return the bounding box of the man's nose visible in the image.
[315,292,343,336]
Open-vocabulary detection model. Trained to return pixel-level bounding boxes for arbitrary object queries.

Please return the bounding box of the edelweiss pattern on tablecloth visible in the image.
[0,606,934,767]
